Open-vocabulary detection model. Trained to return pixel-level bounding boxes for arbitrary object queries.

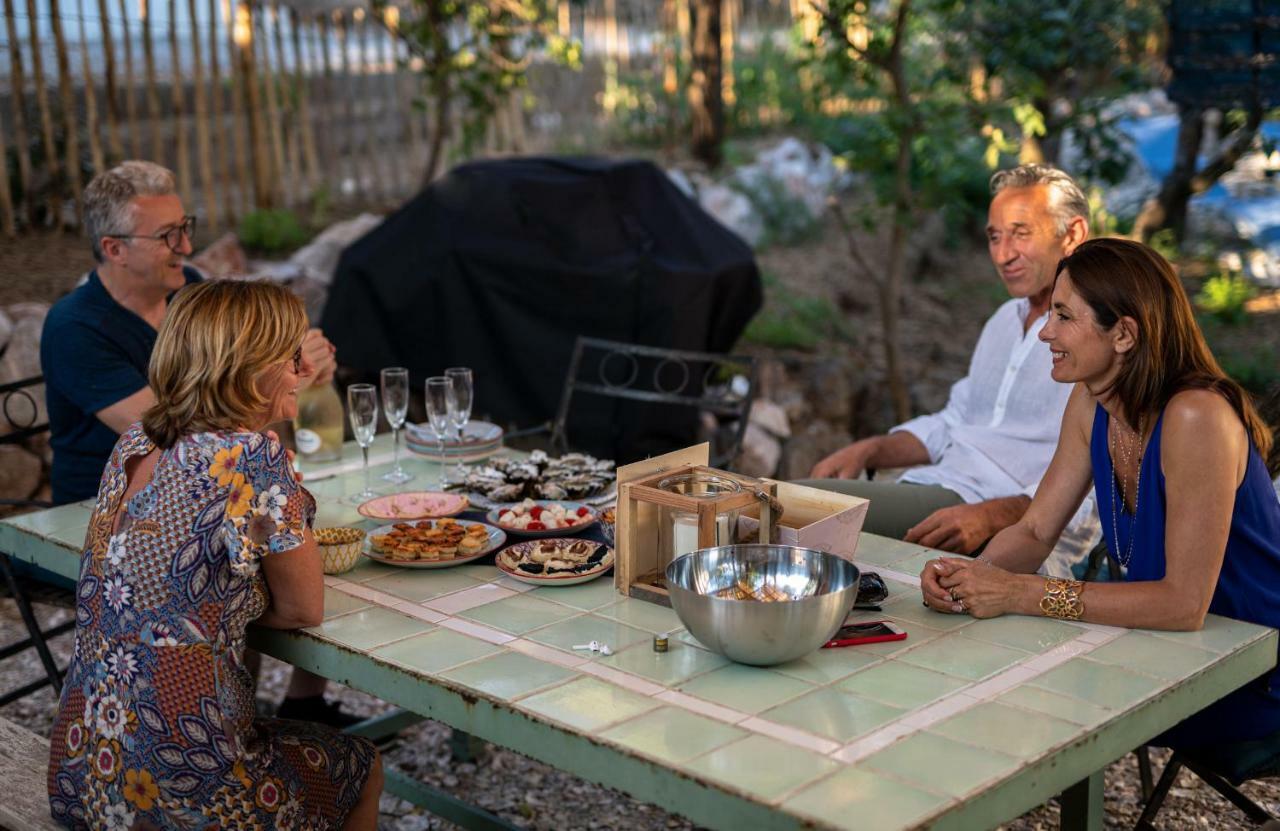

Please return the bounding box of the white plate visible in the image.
[361,519,506,569]
[486,501,597,537]
[407,420,503,447]
[496,539,614,586]
[467,482,617,511]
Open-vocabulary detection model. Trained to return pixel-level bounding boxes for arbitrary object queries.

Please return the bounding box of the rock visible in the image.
[738,421,782,478]
[289,213,384,287]
[0,445,42,502]
[190,232,250,279]
[778,421,853,481]
[732,137,846,222]
[804,358,854,426]
[753,358,790,401]
[0,308,12,356]
[694,180,764,248]
[392,813,434,831]
[4,302,50,326]
[748,398,791,439]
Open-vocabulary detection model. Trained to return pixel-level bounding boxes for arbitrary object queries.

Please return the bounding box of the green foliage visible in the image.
[1217,344,1279,395]
[1195,272,1257,325]
[239,209,308,253]
[741,274,850,351]
[1147,227,1180,262]
[375,0,578,167]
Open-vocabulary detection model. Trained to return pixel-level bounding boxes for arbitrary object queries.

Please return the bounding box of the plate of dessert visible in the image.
[363,518,506,568]
[357,491,469,521]
[485,499,596,537]
[496,538,614,586]
[447,450,616,508]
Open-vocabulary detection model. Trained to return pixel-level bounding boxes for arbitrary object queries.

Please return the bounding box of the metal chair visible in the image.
[545,336,757,469]
[0,374,70,706]
[1136,735,1280,829]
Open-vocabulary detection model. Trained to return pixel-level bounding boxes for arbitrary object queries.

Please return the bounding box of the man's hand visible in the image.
[904,495,1030,555]
[300,328,337,388]
[810,439,876,479]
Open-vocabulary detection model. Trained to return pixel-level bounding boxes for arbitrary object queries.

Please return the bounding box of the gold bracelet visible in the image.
[1039,577,1085,620]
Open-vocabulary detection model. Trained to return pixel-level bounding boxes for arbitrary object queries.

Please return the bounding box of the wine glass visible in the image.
[380,367,413,485]
[445,367,473,483]
[424,376,456,488]
[347,384,379,502]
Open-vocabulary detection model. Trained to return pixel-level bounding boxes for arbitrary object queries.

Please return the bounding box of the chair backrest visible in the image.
[0,375,47,445]
[549,337,757,469]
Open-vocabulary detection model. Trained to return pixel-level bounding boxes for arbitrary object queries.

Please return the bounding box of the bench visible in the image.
[0,715,60,830]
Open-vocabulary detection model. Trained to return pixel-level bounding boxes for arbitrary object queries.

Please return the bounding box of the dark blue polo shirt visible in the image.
[42,267,202,504]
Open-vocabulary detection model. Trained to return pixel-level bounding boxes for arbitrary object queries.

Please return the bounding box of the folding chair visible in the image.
[1136,733,1280,829]
[0,374,72,706]
[543,336,758,469]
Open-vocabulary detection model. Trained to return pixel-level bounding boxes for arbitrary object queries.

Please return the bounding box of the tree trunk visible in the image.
[96,0,123,160]
[4,0,36,225]
[117,0,141,158]
[188,0,217,232]
[168,0,192,207]
[1132,104,1261,244]
[141,0,164,163]
[689,0,723,168]
[421,0,450,187]
[49,0,83,224]
[882,2,913,424]
[25,0,63,224]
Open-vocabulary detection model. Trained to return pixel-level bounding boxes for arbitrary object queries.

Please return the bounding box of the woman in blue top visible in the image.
[921,237,1280,748]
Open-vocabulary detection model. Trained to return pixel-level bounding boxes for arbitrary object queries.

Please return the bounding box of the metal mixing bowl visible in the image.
[665,544,861,666]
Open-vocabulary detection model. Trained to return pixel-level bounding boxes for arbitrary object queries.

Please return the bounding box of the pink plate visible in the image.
[357,491,470,521]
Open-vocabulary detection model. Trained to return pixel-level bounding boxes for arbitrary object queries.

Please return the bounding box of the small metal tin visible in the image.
[653,633,669,653]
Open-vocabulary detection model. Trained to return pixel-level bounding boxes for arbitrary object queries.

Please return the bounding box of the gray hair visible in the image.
[83,161,177,262]
[990,163,1089,237]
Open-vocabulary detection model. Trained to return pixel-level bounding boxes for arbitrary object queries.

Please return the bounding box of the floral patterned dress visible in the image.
[47,426,375,830]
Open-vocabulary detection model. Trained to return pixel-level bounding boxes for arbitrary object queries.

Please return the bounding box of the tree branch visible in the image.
[828,195,884,290]
[808,0,871,63]
[1191,105,1264,194]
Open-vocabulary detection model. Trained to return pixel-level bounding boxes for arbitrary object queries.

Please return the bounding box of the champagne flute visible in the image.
[380,367,413,485]
[424,376,455,488]
[445,367,473,484]
[347,384,379,502]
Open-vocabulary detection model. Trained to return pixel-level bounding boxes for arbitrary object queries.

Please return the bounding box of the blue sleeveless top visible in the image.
[1091,403,1280,747]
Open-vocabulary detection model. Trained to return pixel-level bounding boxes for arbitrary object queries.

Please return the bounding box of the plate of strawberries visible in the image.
[485,499,597,537]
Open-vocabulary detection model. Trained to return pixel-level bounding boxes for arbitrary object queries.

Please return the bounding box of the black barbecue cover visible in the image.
[321,156,762,463]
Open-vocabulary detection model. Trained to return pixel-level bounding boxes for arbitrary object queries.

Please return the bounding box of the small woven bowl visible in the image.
[315,527,365,575]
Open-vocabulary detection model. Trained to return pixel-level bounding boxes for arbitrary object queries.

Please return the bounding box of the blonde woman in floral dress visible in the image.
[47,280,382,829]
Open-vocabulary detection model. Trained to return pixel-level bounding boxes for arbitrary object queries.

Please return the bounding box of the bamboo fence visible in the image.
[0,0,792,237]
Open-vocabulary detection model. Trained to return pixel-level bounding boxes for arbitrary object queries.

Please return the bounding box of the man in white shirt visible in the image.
[806,164,1096,567]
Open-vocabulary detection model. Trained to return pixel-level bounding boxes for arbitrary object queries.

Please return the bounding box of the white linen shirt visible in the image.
[892,297,1069,503]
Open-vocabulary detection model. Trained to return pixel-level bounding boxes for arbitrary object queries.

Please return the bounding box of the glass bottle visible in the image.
[293,381,344,462]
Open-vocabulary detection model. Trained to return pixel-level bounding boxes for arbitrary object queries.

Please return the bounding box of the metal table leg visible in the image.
[1059,770,1104,831]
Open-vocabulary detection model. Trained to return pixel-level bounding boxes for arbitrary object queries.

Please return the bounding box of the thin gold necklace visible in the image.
[1109,414,1145,569]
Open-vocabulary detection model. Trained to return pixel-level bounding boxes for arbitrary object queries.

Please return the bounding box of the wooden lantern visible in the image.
[615,444,775,606]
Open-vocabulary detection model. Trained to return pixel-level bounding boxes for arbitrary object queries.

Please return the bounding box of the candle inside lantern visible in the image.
[670,510,733,558]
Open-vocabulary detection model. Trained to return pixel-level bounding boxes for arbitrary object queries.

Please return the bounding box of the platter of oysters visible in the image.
[446,450,616,509]
[496,538,614,586]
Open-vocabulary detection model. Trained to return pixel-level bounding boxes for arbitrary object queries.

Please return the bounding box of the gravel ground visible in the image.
[4,596,1279,830]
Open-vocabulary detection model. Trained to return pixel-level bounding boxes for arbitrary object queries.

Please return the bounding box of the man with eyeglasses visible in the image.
[41,161,357,728]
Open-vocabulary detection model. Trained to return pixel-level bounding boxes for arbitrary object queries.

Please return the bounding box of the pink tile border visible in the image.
[508,638,590,669]
[656,690,751,725]
[739,717,840,756]
[438,616,517,645]
[389,600,447,624]
[425,584,517,614]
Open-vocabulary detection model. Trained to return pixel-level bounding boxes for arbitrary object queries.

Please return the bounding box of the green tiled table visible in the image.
[4,443,1276,831]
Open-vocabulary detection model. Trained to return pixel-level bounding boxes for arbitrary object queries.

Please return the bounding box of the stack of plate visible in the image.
[406,419,504,460]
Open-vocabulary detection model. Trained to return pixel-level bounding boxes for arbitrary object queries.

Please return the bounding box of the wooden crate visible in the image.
[614,444,775,606]
[736,480,869,563]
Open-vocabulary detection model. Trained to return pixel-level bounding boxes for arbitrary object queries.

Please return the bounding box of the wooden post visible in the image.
[253,1,286,206]
[235,0,273,208]
[117,0,141,158]
[0,109,17,236]
[224,0,251,219]
[3,0,36,225]
[290,8,320,195]
[315,13,338,196]
[76,0,106,176]
[336,11,363,200]
[187,0,217,232]
[168,0,192,206]
[95,0,124,160]
[721,0,735,110]
[270,4,301,207]
[49,0,84,223]
[141,0,164,162]
[24,0,64,224]
[207,0,233,225]
[354,8,386,200]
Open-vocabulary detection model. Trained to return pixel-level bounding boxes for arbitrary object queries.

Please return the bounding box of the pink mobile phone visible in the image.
[822,620,908,648]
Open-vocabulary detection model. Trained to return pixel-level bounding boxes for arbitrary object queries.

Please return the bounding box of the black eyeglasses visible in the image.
[291,346,303,374]
[109,215,197,253]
